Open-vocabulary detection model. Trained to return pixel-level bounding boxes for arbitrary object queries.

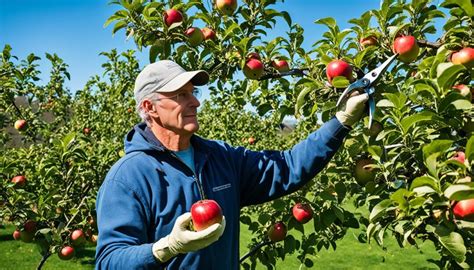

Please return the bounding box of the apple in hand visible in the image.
[450,47,474,69]
[272,59,290,72]
[267,221,287,242]
[191,199,223,231]
[292,203,313,224]
[14,119,27,131]
[163,9,183,27]
[11,175,26,187]
[392,36,419,63]
[243,59,264,80]
[354,158,376,185]
[453,198,474,221]
[215,0,237,16]
[58,246,75,260]
[326,60,353,84]
[185,27,204,46]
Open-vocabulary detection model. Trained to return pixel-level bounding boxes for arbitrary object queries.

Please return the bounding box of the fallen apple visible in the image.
[191,199,223,231]
[11,175,26,187]
[14,119,27,131]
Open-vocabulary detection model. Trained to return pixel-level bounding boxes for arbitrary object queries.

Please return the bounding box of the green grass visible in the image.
[1,220,440,270]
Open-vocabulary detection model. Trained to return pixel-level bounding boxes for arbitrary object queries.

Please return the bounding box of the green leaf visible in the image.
[422,140,453,160]
[444,183,474,201]
[401,111,439,133]
[425,154,438,178]
[439,92,473,112]
[331,76,350,88]
[410,175,439,193]
[295,87,313,117]
[436,62,466,90]
[441,0,474,17]
[369,199,392,223]
[434,225,466,263]
[390,189,411,210]
[314,17,336,29]
[466,136,474,164]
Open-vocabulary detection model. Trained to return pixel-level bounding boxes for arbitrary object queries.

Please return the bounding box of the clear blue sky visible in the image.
[1,1,398,93]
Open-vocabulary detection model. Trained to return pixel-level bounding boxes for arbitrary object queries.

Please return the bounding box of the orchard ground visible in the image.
[0,201,440,270]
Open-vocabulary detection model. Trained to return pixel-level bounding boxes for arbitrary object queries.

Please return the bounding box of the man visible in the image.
[95,60,368,269]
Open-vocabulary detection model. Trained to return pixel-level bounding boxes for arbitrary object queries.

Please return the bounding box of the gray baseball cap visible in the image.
[134,60,209,103]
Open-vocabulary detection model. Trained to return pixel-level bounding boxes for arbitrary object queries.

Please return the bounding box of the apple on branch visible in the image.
[450,47,474,69]
[71,229,86,246]
[201,27,216,41]
[272,59,290,73]
[191,199,223,231]
[14,119,27,131]
[354,158,376,185]
[243,59,264,80]
[163,9,183,27]
[292,203,313,224]
[215,0,237,16]
[392,35,419,63]
[326,60,353,86]
[360,35,378,48]
[185,27,204,46]
[58,246,75,260]
[453,198,474,222]
[267,221,287,242]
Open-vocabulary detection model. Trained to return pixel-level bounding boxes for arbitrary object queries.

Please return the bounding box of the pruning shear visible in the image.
[336,54,398,129]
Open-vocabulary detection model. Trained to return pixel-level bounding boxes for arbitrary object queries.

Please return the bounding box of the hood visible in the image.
[124,123,165,154]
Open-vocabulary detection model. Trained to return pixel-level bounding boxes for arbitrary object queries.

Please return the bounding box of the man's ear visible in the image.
[142,100,159,117]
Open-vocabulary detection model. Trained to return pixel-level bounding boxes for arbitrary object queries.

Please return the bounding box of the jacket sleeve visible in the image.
[238,117,350,207]
[95,179,163,270]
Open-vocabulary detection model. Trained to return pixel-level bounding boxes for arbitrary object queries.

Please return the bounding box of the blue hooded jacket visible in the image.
[95,117,350,269]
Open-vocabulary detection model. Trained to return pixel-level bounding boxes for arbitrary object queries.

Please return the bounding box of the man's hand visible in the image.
[152,212,226,263]
[335,93,369,127]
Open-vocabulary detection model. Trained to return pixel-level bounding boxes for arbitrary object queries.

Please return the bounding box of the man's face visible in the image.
[152,82,201,135]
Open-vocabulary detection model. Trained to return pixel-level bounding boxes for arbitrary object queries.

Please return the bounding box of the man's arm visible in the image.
[95,179,161,270]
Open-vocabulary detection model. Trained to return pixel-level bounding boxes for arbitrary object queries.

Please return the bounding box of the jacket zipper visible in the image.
[169,151,207,200]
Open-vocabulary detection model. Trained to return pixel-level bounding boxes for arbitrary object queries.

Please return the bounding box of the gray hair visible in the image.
[136,92,159,126]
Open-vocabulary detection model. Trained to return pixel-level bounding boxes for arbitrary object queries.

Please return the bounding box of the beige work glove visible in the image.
[335,93,369,127]
[152,212,226,263]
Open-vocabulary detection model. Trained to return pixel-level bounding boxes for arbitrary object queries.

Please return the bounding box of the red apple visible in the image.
[453,199,474,221]
[292,203,313,224]
[191,199,223,231]
[201,27,216,41]
[14,119,27,131]
[354,158,376,185]
[267,221,287,242]
[451,151,465,164]
[12,230,21,240]
[163,9,183,27]
[452,84,472,102]
[272,59,290,72]
[360,36,378,48]
[393,36,420,63]
[71,229,86,246]
[246,52,261,60]
[243,59,264,80]
[450,47,474,69]
[83,128,91,135]
[11,175,26,187]
[24,220,37,233]
[185,27,204,46]
[326,60,353,84]
[248,137,256,145]
[215,0,237,16]
[89,234,98,246]
[58,246,75,260]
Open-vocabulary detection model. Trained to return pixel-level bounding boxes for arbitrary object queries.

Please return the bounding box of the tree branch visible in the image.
[259,68,309,80]
[417,40,442,49]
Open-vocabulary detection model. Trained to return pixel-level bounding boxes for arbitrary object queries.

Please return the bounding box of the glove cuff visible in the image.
[152,235,177,263]
[336,111,355,127]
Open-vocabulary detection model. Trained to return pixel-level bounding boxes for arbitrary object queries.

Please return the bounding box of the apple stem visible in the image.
[239,240,272,264]
[36,252,51,270]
